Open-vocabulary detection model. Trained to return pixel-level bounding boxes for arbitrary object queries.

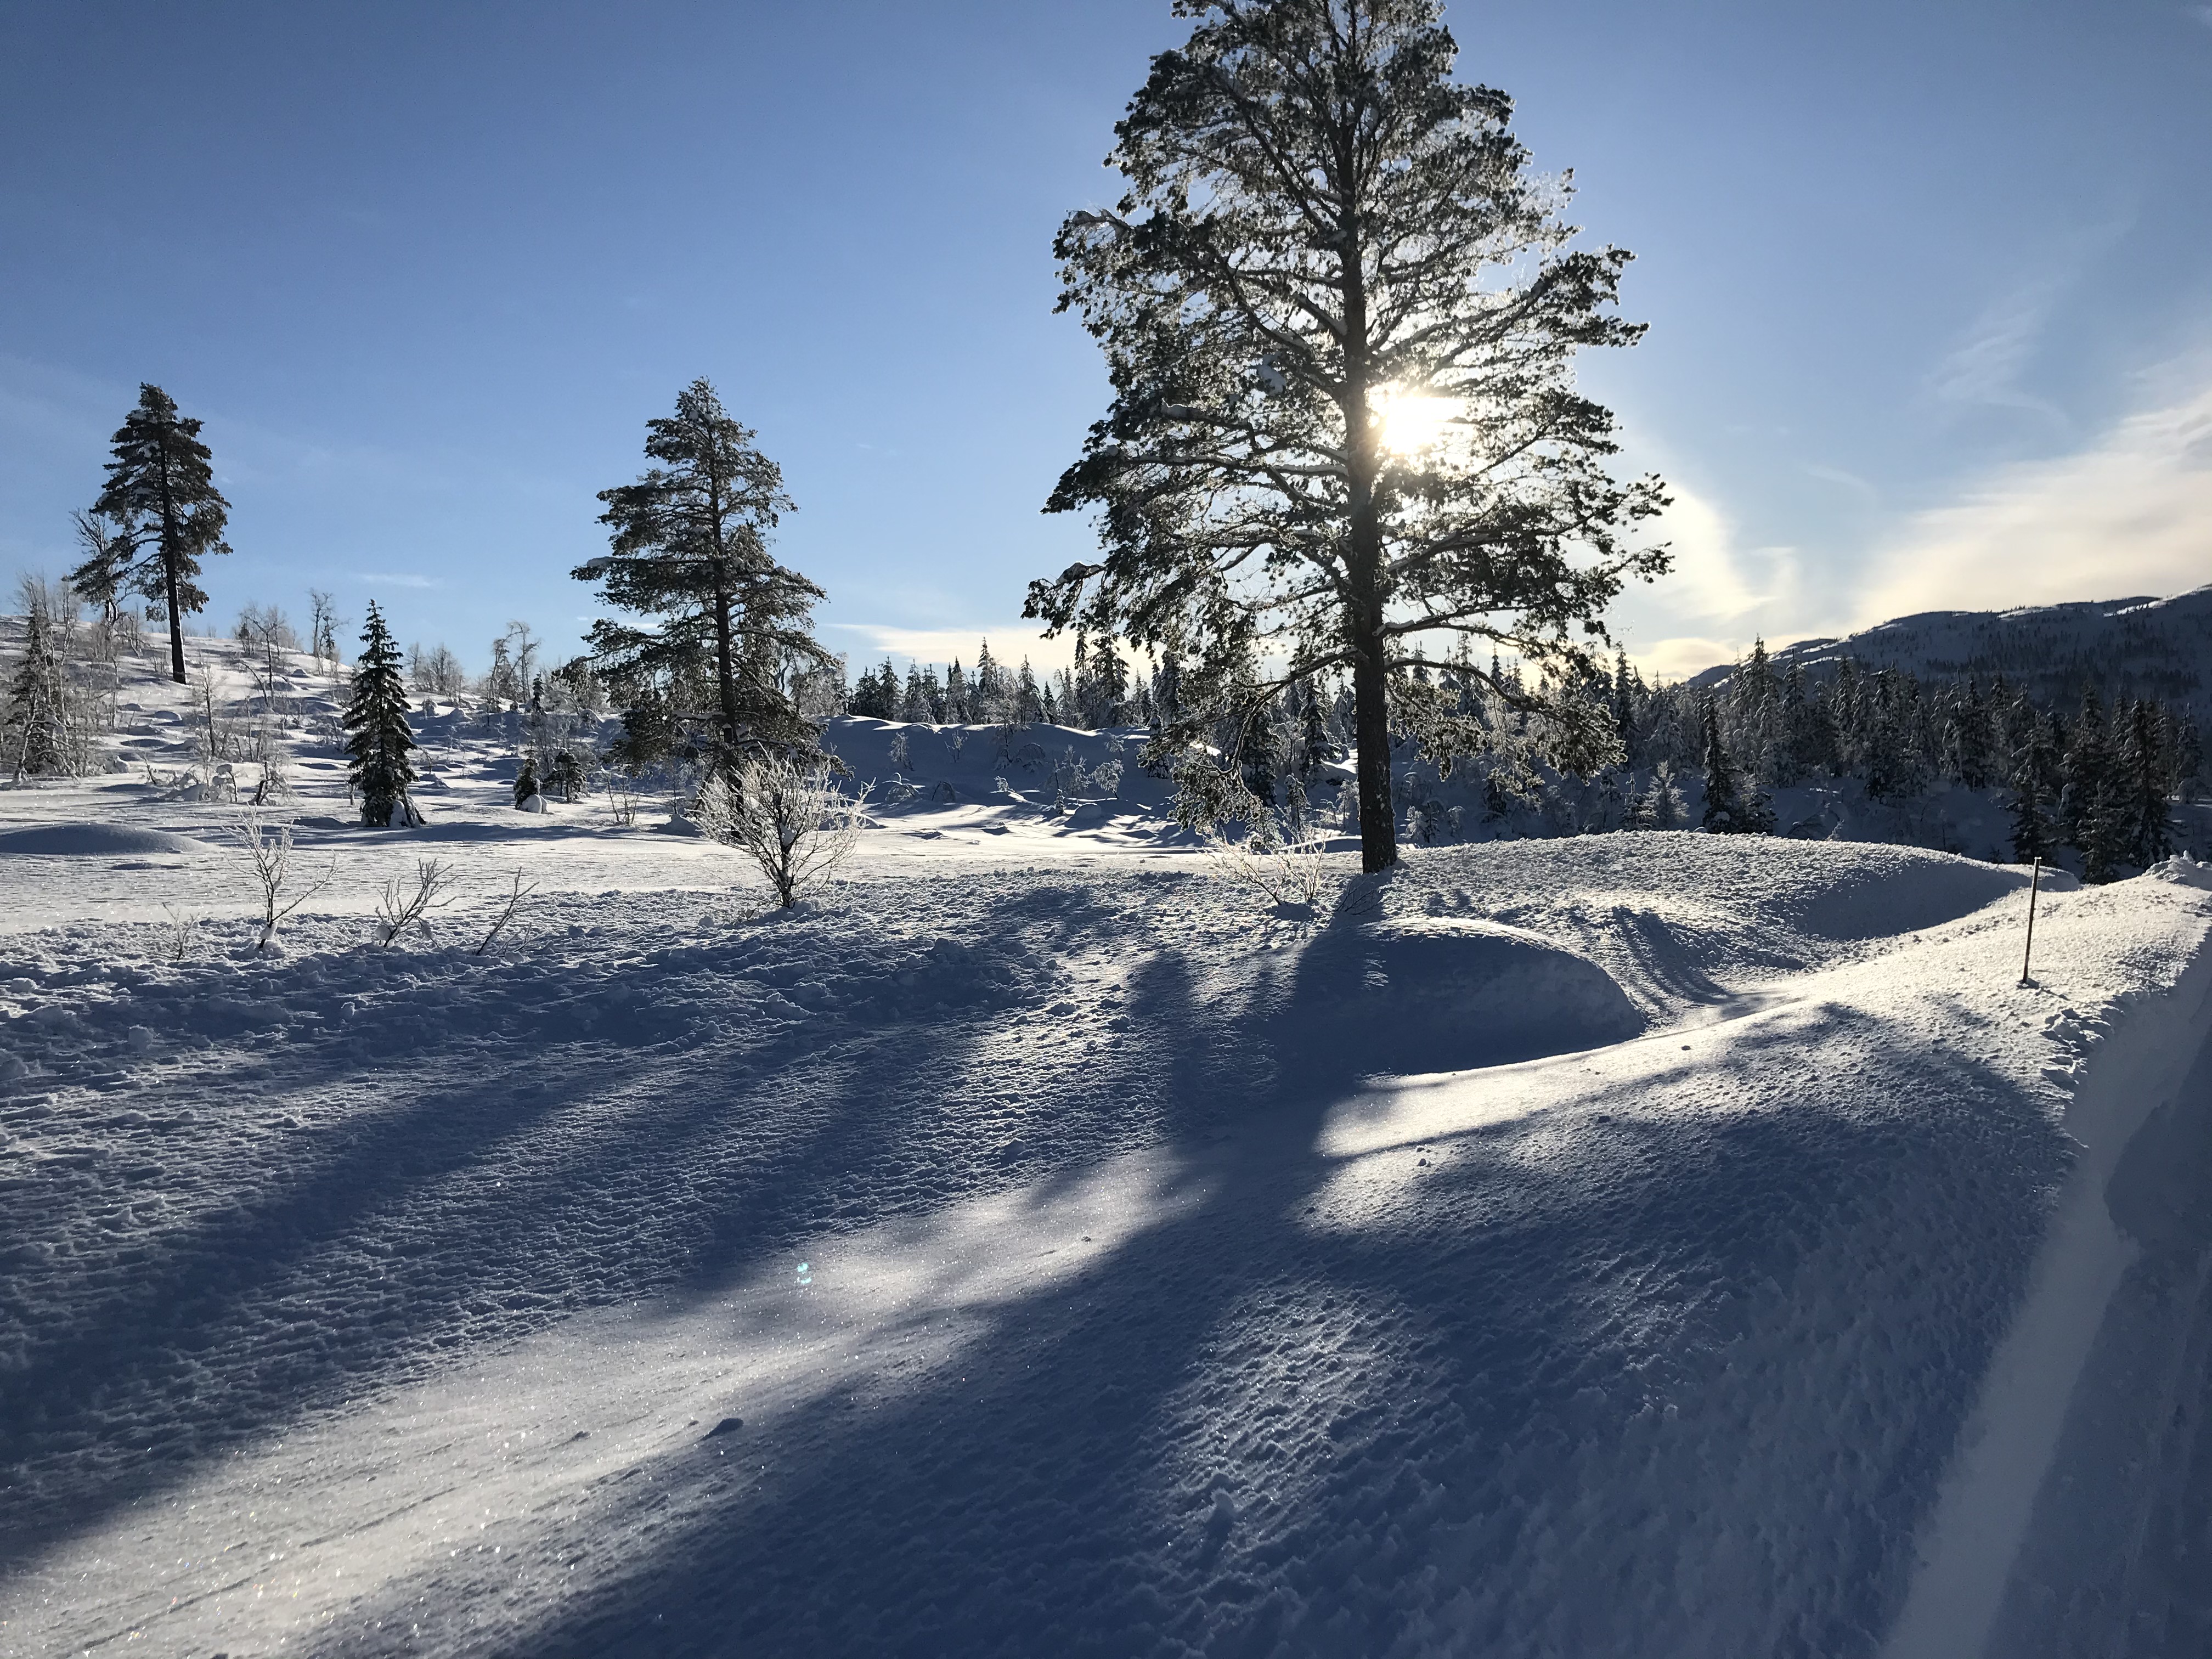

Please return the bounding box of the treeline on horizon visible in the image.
[4,386,2205,881]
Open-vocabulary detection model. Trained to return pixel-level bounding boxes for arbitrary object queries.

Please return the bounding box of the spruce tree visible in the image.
[86,385,233,684]
[973,640,1007,724]
[2174,717,2204,804]
[2006,713,2059,863]
[2059,691,2134,883]
[1611,649,1639,768]
[1297,679,1336,785]
[1699,704,1751,833]
[1235,694,1283,809]
[896,665,924,724]
[2057,689,2108,856]
[2119,698,2172,868]
[611,686,676,773]
[1946,678,1993,789]
[579,380,831,760]
[513,755,542,807]
[550,751,585,803]
[343,602,418,827]
[1830,658,1865,777]
[4,608,66,781]
[1862,669,1926,801]
[1029,0,1668,871]
[850,659,896,720]
[1730,640,1782,784]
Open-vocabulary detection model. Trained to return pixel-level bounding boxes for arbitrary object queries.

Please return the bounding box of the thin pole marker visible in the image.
[2017,856,2042,989]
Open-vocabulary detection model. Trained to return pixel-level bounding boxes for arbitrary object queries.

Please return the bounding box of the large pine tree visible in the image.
[1029,0,1668,872]
[83,385,233,684]
[579,380,832,761]
[343,602,418,827]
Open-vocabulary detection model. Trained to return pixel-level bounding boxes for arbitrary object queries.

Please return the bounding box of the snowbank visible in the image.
[1291,913,1646,1076]
[0,822,215,857]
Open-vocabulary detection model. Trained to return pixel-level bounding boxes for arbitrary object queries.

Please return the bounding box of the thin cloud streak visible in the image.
[1858,368,2212,623]
[825,622,1078,674]
[1617,479,1813,681]
[1926,278,2070,426]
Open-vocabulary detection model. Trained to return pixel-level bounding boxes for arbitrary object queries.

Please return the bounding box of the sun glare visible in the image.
[1375,391,1456,455]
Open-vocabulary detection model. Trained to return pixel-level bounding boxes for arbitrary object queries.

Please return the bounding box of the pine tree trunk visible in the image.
[712,576,740,754]
[157,451,186,684]
[1350,611,1396,872]
[1340,201,1398,875]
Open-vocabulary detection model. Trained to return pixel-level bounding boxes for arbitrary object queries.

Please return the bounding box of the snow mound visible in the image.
[2147,852,2212,891]
[1299,915,1645,1076]
[0,822,215,857]
[1768,847,2024,940]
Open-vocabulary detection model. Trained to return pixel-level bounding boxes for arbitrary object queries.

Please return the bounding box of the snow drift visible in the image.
[1290,913,1646,1076]
[0,821,213,857]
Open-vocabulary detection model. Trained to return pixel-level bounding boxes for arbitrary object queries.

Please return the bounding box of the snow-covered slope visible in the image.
[1686,585,2212,721]
[4,630,2212,1657]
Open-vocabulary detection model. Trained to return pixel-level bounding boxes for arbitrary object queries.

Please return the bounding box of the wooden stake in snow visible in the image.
[2017,857,2042,989]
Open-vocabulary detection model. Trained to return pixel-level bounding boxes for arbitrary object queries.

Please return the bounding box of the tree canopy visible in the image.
[344,601,419,828]
[82,384,233,684]
[578,379,832,760]
[1028,0,1668,870]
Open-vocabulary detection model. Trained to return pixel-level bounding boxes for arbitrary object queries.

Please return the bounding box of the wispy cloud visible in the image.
[356,571,444,590]
[1858,363,2212,622]
[1618,480,1809,679]
[1801,461,1881,505]
[826,620,1076,672]
[1926,278,2070,426]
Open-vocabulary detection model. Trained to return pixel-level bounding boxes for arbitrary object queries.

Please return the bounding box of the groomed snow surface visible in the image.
[3,640,2211,1657]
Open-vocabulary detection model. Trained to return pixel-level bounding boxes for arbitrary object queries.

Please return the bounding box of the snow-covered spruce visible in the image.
[342,600,419,828]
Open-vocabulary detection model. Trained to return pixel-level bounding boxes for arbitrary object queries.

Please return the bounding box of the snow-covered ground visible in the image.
[4,637,2211,1657]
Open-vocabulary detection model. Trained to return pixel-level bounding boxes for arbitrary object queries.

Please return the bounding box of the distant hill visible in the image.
[1686,586,2212,722]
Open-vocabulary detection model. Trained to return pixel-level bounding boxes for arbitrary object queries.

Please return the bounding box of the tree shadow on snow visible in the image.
[0,897,1187,1570]
[341,885,2079,1659]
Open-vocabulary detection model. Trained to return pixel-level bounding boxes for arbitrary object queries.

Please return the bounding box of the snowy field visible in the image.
[4,641,2212,1657]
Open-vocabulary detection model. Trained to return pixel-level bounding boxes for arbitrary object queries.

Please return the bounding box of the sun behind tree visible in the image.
[1030,0,1671,872]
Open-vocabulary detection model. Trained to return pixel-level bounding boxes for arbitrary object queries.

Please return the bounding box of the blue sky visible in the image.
[3,1,2209,682]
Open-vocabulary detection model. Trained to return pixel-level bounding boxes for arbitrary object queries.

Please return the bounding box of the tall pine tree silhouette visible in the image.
[2006,712,2059,863]
[1699,704,1746,832]
[86,385,233,684]
[580,380,832,762]
[1030,0,1668,871]
[343,602,418,828]
[2059,690,2124,882]
[2118,699,2172,868]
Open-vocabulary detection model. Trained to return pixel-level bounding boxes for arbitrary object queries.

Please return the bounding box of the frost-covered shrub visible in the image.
[692,753,866,909]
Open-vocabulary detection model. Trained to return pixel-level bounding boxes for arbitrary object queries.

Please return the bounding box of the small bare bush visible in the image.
[374,858,458,947]
[473,871,538,955]
[158,904,203,961]
[1202,815,1332,911]
[233,810,336,953]
[691,752,865,909]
